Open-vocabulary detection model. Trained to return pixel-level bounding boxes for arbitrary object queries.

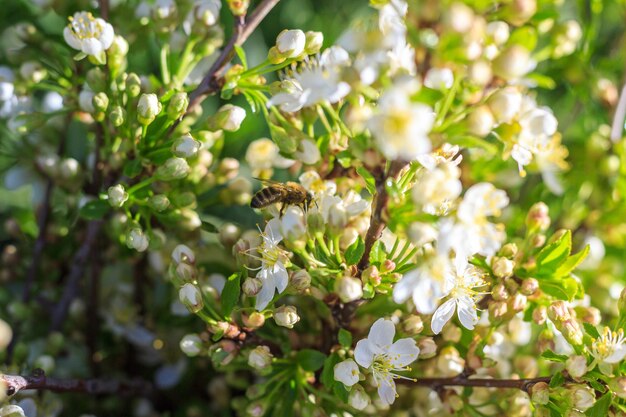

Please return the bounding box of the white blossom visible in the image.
[591,327,626,367]
[251,219,289,310]
[412,161,462,215]
[424,67,454,90]
[354,318,419,405]
[334,358,360,387]
[431,259,486,334]
[63,12,114,57]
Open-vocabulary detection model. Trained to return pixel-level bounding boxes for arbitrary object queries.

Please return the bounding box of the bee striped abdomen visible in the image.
[250,186,286,208]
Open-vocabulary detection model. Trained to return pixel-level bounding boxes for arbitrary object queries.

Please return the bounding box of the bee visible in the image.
[250,179,313,217]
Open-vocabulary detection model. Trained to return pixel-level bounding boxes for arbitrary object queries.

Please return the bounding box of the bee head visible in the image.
[305,192,315,211]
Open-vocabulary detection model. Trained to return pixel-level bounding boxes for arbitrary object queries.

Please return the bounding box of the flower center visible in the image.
[593,328,625,360]
[371,353,413,381]
[68,12,104,40]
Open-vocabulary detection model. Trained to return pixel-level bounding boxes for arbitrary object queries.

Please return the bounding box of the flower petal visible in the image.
[376,375,397,406]
[354,339,375,368]
[255,269,275,311]
[412,278,443,315]
[431,298,456,334]
[605,344,626,364]
[264,218,283,244]
[333,359,359,387]
[81,38,104,56]
[388,338,420,368]
[63,27,82,50]
[456,296,478,330]
[368,318,395,348]
[392,269,419,304]
[273,262,289,293]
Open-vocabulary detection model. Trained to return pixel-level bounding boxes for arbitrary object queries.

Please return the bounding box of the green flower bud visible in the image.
[156,157,190,181]
[179,283,203,313]
[107,35,129,75]
[137,93,162,125]
[86,67,106,92]
[227,0,250,16]
[148,195,170,212]
[267,46,286,64]
[526,202,550,233]
[167,92,189,120]
[109,105,126,127]
[171,133,201,158]
[92,92,109,113]
[208,104,246,132]
[171,191,196,208]
[304,31,323,54]
[126,72,142,97]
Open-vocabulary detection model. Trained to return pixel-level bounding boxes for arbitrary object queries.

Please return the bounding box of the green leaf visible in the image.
[201,220,218,233]
[332,382,350,402]
[447,135,498,155]
[234,45,247,69]
[321,353,340,387]
[526,73,556,90]
[540,277,581,301]
[123,159,143,178]
[338,329,352,348]
[586,392,611,417]
[583,322,600,339]
[549,371,565,388]
[345,237,365,265]
[356,166,376,195]
[536,230,572,272]
[79,199,110,220]
[509,26,538,50]
[296,349,326,372]
[221,272,241,317]
[555,245,589,278]
[541,350,568,363]
[369,241,386,265]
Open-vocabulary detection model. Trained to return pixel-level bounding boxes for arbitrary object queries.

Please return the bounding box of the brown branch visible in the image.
[2,369,151,397]
[400,374,554,392]
[98,0,109,20]
[169,0,281,134]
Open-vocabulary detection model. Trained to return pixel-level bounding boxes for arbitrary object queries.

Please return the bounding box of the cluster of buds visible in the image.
[170,244,197,282]
[547,301,584,346]
[268,29,324,64]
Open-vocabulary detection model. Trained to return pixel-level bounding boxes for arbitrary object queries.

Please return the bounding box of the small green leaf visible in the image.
[555,245,589,278]
[338,329,352,348]
[345,237,365,265]
[536,230,572,271]
[369,241,386,265]
[123,159,143,178]
[356,166,376,195]
[332,382,350,402]
[540,277,581,301]
[549,371,565,388]
[509,26,538,50]
[296,349,326,372]
[201,220,219,233]
[321,353,340,387]
[586,392,611,417]
[583,323,600,339]
[79,199,110,220]
[234,45,247,69]
[221,272,241,317]
[541,350,568,362]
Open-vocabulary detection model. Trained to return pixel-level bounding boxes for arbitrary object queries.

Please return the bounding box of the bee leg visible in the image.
[279,202,286,218]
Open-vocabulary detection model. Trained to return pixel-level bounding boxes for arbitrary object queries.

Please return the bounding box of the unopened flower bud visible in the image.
[304,31,323,55]
[126,73,141,97]
[0,319,13,351]
[243,312,266,330]
[442,325,462,343]
[609,377,626,400]
[273,305,300,328]
[492,256,514,278]
[59,158,80,180]
[488,87,522,123]
[180,333,203,356]
[566,355,587,379]
[306,212,325,234]
[510,293,527,312]
[418,337,437,358]
[172,134,201,158]
[520,278,539,296]
[242,278,262,296]
[179,283,203,313]
[382,259,395,273]
[108,184,128,208]
[92,92,109,113]
[137,93,162,125]
[172,244,195,264]
[149,195,170,212]
[127,228,149,252]
[335,276,363,303]
[276,29,306,58]
[227,0,249,16]
[401,315,424,335]
[358,267,379,288]
[348,385,370,410]
[533,305,547,325]
[86,67,106,92]
[526,202,550,232]
[493,45,531,80]
[175,262,196,281]
[167,92,189,120]
[530,382,549,405]
[467,105,495,137]
[290,270,311,292]
[109,105,126,126]
[500,243,518,258]
[570,385,595,411]
[491,283,509,301]
[548,301,570,322]
[562,320,584,346]
[156,157,190,180]
[502,0,537,26]
[211,104,246,132]
[468,60,493,86]
[407,222,437,247]
[489,300,508,319]
[248,345,273,370]
[486,21,510,45]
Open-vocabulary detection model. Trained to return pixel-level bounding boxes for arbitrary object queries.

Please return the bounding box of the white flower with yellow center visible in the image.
[412,161,462,215]
[354,318,420,406]
[367,78,434,161]
[250,219,290,310]
[591,327,626,371]
[431,260,486,334]
[63,12,114,59]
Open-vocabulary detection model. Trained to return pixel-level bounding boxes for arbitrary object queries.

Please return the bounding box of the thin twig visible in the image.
[2,369,151,397]
[611,83,626,142]
[399,373,554,392]
[169,0,281,134]
[98,0,109,20]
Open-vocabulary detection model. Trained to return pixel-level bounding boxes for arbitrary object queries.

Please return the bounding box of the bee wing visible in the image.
[253,177,283,186]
